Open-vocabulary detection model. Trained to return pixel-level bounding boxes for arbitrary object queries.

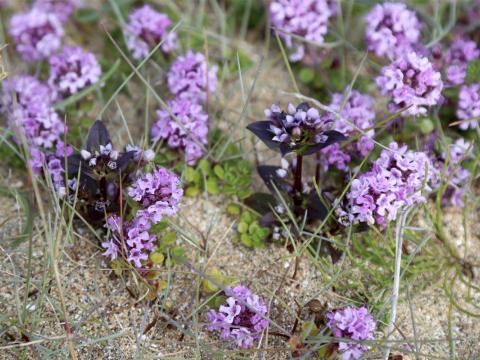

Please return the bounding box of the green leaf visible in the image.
[227,204,241,216]
[240,211,255,224]
[206,178,220,194]
[159,232,177,251]
[185,167,197,182]
[466,59,480,84]
[198,159,212,175]
[240,234,253,247]
[237,222,249,234]
[213,164,225,180]
[419,118,434,134]
[248,221,260,235]
[299,67,315,84]
[150,252,165,265]
[237,189,252,200]
[186,186,200,197]
[150,220,168,234]
[171,246,185,262]
[203,267,223,293]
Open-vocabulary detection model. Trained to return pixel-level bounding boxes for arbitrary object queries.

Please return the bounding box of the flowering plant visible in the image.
[246,102,346,245]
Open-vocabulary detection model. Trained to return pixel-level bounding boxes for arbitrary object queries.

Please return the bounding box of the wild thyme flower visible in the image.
[248,102,345,156]
[206,285,269,349]
[167,51,218,102]
[151,98,208,165]
[376,52,443,117]
[429,139,472,207]
[444,37,480,86]
[337,142,436,228]
[321,90,376,171]
[1,75,66,160]
[125,5,178,60]
[48,46,102,97]
[456,83,480,130]
[9,8,64,61]
[327,306,376,360]
[365,2,421,59]
[101,215,157,268]
[33,0,84,23]
[128,167,183,224]
[269,0,332,62]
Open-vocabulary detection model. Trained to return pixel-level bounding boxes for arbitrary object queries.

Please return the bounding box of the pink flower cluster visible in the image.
[151,52,216,164]
[49,46,102,97]
[101,215,157,269]
[321,90,376,171]
[431,139,472,207]
[327,306,376,360]
[33,0,84,23]
[125,5,178,60]
[365,2,421,59]
[152,99,208,165]
[167,51,218,103]
[269,0,332,62]
[443,37,479,86]
[376,52,443,117]
[0,75,70,194]
[9,8,64,61]
[102,167,183,268]
[128,167,183,224]
[456,83,480,130]
[337,142,436,228]
[206,285,269,349]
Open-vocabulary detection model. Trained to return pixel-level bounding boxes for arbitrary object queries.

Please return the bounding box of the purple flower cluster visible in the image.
[266,102,334,149]
[101,215,157,268]
[269,0,332,62]
[376,52,443,117]
[33,0,84,23]
[321,90,376,171]
[443,37,480,86]
[206,285,269,349]
[337,142,436,228]
[9,8,64,61]
[456,83,480,130]
[151,99,208,165]
[125,5,178,60]
[128,167,183,224]
[0,75,70,194]
[365,2,421,59]
[48,46,102,97]
[431,139,472,207]
[167,51,218,103]
[327,306,376,360]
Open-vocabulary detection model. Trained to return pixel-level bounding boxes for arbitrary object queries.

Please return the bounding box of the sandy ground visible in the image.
[1,186,479,359]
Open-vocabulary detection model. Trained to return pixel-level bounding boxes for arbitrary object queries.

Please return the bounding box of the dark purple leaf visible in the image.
[87,120,111,152]
[116,151,136,172]
[246,121,282,153]
[259,212,279,227]
[298,131,347,156]
[257,165,292,193]
[306,190,328,221]
[244,192,277,215]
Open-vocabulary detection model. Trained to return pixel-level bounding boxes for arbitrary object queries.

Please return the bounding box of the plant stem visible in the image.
[383,208,409,360]
[293,154,303,195]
